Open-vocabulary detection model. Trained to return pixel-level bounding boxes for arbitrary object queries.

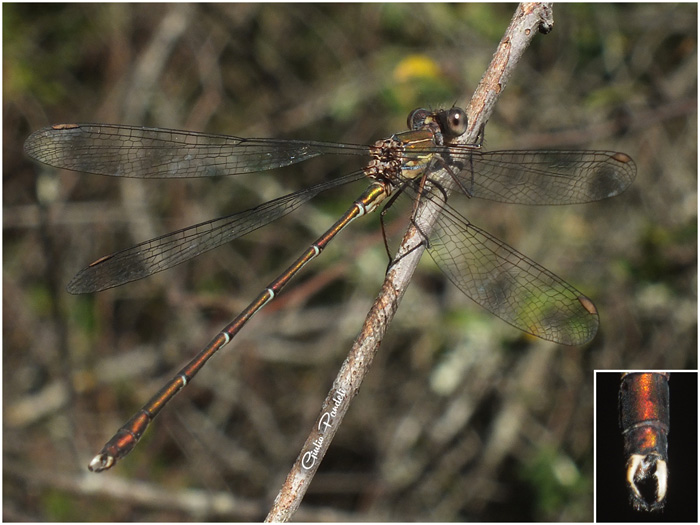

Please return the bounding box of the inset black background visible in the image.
[596,372,698,522]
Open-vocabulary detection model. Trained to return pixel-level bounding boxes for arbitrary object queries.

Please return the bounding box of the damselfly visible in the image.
[619,372,670,511]
[24,107,636,471]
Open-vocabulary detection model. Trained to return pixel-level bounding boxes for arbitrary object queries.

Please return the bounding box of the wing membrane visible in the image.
[424,196,599,345]
[446,148,636,205]
[24,124,366,178]
[68,171,365,293]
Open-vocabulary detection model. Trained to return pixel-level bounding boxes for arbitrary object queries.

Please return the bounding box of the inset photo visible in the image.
[595,371,697,522]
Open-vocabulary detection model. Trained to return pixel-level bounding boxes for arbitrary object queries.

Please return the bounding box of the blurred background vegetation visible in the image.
[4,3,696,521]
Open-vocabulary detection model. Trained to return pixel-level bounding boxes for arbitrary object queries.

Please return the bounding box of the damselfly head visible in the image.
[407,108,446,146]
[407,108,432,130]
[407,107,468,142]
[438,107,468,138]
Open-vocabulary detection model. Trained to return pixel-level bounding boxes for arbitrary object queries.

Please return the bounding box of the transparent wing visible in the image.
[24,123,367,178]
[425,197,599,345]
[446,148,636,205]
[67,172,365,293]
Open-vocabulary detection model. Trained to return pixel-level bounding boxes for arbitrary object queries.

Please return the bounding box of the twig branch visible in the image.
[265,3,554,521]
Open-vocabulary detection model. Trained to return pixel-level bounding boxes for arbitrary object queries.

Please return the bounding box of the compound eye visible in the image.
[407,108,430,130]
[445,108,468,136]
